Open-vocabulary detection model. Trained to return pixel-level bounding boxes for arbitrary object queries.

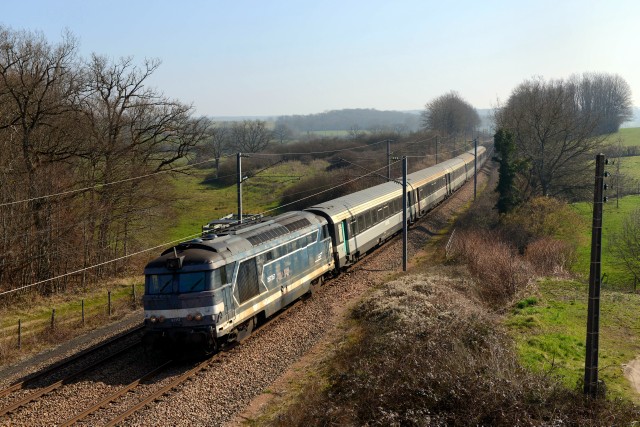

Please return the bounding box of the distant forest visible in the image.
[275,108,421,133]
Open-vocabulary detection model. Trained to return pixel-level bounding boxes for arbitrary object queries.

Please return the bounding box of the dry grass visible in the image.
[0,286,140,367]
[524,236,576,276]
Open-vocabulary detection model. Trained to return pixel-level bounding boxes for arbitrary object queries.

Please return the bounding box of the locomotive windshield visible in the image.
[146,269,224,294]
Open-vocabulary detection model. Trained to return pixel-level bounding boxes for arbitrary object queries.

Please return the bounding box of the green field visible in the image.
[166,158,330,242]
[572,195,640,289]
[618,155,640,181]
[606,127,640,147]
[508,192,640,403]
[507,279,640,402]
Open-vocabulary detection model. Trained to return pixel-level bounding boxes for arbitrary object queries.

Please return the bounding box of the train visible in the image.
[142,146,488,352]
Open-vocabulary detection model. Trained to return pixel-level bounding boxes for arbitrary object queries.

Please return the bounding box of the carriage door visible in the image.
[340,219,350,255]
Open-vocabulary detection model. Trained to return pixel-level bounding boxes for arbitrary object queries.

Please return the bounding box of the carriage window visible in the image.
[364,211,372,229]
[357,215,365,233]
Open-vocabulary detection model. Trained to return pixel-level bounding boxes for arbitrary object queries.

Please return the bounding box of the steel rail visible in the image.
[0,324,144,400]
[105,355,218,427]
[0,340,141,417]
[59,359,174,427]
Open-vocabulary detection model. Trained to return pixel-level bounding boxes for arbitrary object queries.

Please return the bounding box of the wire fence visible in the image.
[0,283,144,359]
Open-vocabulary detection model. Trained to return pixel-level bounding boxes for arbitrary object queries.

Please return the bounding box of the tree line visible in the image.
[0,27,208,296]
[275,108,421,134]
[494,73,633,206]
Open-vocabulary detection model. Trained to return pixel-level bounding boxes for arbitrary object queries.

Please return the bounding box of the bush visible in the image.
[525,237,576,276]
[450,230,530,307]
[501,197,584,251]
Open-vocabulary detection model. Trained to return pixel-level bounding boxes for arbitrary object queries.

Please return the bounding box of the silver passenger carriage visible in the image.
[307,146,487,269]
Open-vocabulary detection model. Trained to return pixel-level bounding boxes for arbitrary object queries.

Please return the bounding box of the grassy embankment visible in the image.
[614,127,640,146]
[167,159,328,241]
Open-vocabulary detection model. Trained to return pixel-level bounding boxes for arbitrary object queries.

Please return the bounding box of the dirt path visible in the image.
[624,357,640,394]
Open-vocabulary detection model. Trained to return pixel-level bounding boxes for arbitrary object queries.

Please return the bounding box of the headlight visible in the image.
[186,314,193,321]
[194,312,203,321]
[158,316,165,323]
[149,316,157,323]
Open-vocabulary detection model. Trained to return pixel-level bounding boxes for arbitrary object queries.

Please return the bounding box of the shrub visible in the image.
[525,237,576,276]
[450,230,531,307]
[265,273,640,426]
[501,197,584,251]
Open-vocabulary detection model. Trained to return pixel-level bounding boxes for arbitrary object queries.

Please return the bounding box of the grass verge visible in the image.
[507,278,640,403]
[0,279,143,367]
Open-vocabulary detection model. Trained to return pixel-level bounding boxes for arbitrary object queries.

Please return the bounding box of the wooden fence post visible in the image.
[132,284,136,307]
[51,309,56,330]
[18,319,21,349]
[108,291,111,317]
[82,299,85,326]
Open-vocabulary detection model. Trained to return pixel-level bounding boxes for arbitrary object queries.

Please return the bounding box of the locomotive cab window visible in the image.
[146,274,173,294]
[178,271,208,293]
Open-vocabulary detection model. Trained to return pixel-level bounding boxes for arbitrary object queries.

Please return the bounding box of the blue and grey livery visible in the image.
[143,211,333,351]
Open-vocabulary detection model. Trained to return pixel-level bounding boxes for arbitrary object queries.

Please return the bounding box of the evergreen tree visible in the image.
[494,128,520,213]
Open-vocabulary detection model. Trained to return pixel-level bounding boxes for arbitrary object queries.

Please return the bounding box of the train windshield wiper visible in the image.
[189,278,203,291]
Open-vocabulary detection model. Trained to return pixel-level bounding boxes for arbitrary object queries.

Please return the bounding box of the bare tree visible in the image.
[81,54,207,270]
[195,120,231,176]
[272,122,293,144]
[422,91,480,139]
[495,77,612,199]
[348,124,364,140]
[0,27,83,290]
[572,72,633,135]
[610,208,640,290]
[230,120,271,153]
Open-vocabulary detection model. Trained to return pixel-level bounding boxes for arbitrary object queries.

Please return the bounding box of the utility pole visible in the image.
[237,152,244,224]
[387,139,392,182]
[584,153,606,398]
[402,156,408,272]
[474,138,478,200]
[435,136,439,164]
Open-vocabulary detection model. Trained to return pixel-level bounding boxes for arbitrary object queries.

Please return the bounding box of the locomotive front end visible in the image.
[143,243,232,353]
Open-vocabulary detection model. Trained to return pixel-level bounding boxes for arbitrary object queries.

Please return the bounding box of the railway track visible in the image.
[0,325,144,419]
[75,303,296,426]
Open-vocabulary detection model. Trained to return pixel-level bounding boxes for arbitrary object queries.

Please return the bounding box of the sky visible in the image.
[2,0,639,117]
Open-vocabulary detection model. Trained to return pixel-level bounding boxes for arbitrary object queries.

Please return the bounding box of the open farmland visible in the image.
[614,127,640,147]
[572,195,640,289]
